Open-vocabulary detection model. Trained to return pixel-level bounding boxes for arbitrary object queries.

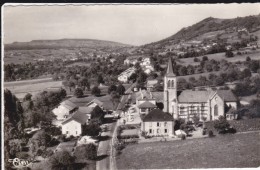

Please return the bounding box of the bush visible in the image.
[202,129,207,135]
[74,144,97,160]
[214,116,230,133]
[16,152,30,159]
[181,134,186,140]
[208,130,214,137]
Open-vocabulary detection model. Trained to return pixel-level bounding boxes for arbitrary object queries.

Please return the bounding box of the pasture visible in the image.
[4,78,63,99]
[178,49,260,66]
[117,132,260,169]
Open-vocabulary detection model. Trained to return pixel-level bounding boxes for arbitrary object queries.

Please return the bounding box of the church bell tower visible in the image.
[163,57,178,119]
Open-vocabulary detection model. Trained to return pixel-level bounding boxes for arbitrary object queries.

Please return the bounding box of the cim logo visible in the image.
[8,158,32,168]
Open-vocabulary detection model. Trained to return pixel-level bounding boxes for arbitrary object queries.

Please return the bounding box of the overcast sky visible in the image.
[3,3,260,46]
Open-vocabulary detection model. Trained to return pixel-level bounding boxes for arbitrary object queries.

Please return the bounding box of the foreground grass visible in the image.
[117,132,260,169]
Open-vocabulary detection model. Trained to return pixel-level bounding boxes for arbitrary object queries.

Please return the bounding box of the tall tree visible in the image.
[116,84,126,95]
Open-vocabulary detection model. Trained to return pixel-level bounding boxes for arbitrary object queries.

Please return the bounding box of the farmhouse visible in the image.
[141,109,174,137]
[163,57,238,121]
[52,100,78,120]
[61,110,88,137]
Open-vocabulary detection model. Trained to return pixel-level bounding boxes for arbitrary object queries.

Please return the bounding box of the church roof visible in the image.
[143,109,173,122]
[166,57,176,77]
[214,90,238,102]
[138,101,157,108]
[178,90,213,103]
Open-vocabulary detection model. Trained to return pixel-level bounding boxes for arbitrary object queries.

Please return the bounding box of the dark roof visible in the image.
[61,110,87,125]
[215,90,237,102]
[143,109,173,122]
[78,106,94,114]
[138,101,157,108]
[61,100,78,111]
[178,90,213,103]
[166,57,176,77]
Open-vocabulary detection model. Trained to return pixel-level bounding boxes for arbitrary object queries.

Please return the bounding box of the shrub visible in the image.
[208,130,214,137]
[214,116,230,133]
[181,134,186,140]
[74,144,97,160]
[202,129,207,135]
[16,152,30,159]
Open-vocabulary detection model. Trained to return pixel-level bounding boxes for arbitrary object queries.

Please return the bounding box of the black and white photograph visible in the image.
[2,3,260,170]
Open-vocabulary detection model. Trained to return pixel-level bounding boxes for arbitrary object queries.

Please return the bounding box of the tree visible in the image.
[97,74,105,85]
[74,88,84,98]
[225,50,234,58]
[213,116,230,133]
[246,56,251,61]
[74,144,97,160]
[49,151,75,170]
[23,93,32,102]
[68,81,75,92]
[82,122,101,137]
[202,56,208,61]
[78,77,90,90]
[108,84,117,94]
[117,84,126,95]
[91,86,101,96]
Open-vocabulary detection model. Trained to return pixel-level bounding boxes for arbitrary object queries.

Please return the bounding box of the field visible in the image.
[116,132,260,169]
[4,78,63,99]
[178,49,260,66]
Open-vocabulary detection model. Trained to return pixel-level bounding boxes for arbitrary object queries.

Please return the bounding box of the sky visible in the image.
[3,3,260,46]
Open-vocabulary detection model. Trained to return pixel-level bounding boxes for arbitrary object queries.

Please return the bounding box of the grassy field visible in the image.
[117,132,260,169]
[179,49,260,66]
[4,78,63,99]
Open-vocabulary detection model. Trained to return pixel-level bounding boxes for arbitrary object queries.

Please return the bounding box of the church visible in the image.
[163,57,238,121]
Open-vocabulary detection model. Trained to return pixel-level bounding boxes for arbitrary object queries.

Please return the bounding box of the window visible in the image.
[66,131,69,134]
[157,122,160,127]
[167,80,171,88]
[149,129,152,133]
[171,80,174,88]
[214,105,218,116]
[165,129,168,133]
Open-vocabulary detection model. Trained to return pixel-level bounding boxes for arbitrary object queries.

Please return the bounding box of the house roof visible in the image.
[138,101,157,108]
[87,99,104,108]
[166,57,176,77]
[178,90,213,103]
[143,109,173,122]
[78,106,94,114]
[151,92,164,103]
[214,90,238,102]
[147,79,158,87]
[60,100,78,111]
[61,110,87,125]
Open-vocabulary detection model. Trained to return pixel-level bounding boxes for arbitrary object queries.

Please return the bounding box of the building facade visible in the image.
[164,57,238,121]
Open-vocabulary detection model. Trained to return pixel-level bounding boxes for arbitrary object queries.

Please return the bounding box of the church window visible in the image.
[149,129,152,133]
[171,80,174,88]
[214,105,218,116]
[165,129,168,133]
[167,80,171,88]
[157,122,160,127]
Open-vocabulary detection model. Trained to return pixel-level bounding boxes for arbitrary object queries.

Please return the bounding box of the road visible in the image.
[96,84,134,170]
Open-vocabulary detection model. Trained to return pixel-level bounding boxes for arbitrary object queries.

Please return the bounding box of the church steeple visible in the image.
[166,57,176,77]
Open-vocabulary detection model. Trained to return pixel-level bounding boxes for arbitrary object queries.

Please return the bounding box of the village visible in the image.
[3,4,260,170]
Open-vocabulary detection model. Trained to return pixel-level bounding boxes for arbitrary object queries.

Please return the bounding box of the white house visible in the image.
[61,111,87,137]
[52,100,78,120]
[118,67,136,83]
[141,109,174,137]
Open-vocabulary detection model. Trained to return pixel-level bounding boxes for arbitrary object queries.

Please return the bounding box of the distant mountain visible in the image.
[5,38,132,50]
[143,14,260,49]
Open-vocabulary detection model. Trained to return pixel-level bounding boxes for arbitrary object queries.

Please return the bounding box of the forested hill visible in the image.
[143,14,260,48]
[5,39,131,50]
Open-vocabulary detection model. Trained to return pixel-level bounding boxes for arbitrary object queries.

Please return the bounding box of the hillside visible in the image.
[5,38,131,50]
[143,14,260,49]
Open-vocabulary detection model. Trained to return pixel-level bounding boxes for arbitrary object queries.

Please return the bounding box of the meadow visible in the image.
[116,132,260,169]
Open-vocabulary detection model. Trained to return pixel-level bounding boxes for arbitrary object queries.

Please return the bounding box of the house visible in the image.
[163,57,238,121]
[124,58,138,65]
[138,100,157,114]
[118,67,136,83]
[85,97,115,113]
[52,100,78,120]
[147,79,158,91]
[61,110,88,137]
[141,109,174,137]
